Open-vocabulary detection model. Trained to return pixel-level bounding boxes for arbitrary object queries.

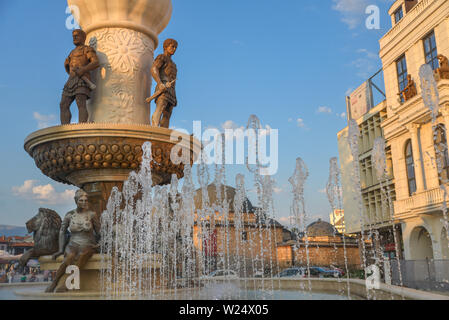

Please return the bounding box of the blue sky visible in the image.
[0,0,394,227]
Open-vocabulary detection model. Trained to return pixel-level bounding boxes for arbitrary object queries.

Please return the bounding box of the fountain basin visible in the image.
[24,123,201,212]
[7,277,449,300]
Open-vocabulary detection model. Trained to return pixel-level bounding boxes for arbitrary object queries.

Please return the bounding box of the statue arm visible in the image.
[92,213,101,239]
[64,57,70,74]
[84,48,100,72]
[75,47,100,77]
[151,55,165,87]
[52,213,70,259]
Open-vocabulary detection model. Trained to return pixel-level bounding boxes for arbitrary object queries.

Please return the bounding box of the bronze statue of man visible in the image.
[60,29,99,125]
[45,189,100,293]
[148,39,178,128]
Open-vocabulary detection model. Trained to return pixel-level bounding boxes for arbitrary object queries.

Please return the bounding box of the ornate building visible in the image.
[339,0,449,262]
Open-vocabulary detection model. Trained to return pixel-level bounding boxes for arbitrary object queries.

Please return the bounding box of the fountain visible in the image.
[8,1,449,302]
[22,0,201,296]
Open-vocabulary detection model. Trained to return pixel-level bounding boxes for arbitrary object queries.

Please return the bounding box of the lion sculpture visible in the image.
[18,208,62,271]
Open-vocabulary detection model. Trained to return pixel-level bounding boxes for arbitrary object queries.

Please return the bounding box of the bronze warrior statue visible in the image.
[60,29,99,125]
[46,189,100,293]
[147,38,178,128]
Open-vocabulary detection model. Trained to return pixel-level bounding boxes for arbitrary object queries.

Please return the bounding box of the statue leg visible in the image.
[160,105,174,128]
[60,95,75,125]
[152,99,167,127]
[45,252,77,293]
[75,94,88,123]
[75,247,95,270]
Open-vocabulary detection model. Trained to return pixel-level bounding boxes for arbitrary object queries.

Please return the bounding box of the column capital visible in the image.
[405,123,421,134]
[440,104,449,118]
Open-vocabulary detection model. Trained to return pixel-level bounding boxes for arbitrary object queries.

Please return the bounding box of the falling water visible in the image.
[97,114,366,300]
[288,157,311,292]
[326,157,351,298]
[419,63,449,251]
[372,137,404,293]
[347,119,371,298]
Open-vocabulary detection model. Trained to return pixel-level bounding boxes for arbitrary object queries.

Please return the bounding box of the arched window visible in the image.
[405,140,416,196]
[434,124,449,183]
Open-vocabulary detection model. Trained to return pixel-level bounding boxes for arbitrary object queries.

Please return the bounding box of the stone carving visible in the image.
[60,29,100,125]
[29,136,192,186]
[436,54,449,80]
[398,74,418,102]
[148,39,178,128]
[18,208,62,271]
[45,189,100,293]
[86,28,154,124]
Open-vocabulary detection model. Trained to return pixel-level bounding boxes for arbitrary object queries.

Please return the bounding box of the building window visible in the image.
[434,124,449,183]
[424,31,439,70]
[396,55,408,102]
[242,231,248,241]
[405,140,416,196]
[394,6,403,23]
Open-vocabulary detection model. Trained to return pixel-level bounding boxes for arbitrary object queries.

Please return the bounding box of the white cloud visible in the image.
[332,0,369,29]
[357,48,378,60]
[279,216,294,226]
[12,180,75,205]
[273,187,283,194]
[318,188,327,194]
[339,112,347,119]
[297,118,305,128]
[222,120,243,131]
[317,106,333,114]
[33,112,57,129]
[351,48,379,79]
[221,120,273,137]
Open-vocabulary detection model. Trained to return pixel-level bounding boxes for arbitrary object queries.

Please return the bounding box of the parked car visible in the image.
[275,267,306,278]
[200,269,239,280]
[329,266,345,277]
[309,267,342,278]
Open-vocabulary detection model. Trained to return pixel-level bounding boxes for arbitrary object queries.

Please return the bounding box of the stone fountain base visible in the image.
[24,123,200,213]
[38,254,104,293]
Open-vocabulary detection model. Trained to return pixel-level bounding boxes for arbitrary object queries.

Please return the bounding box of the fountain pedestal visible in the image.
[24,123,200,214]
[39,254,104,292]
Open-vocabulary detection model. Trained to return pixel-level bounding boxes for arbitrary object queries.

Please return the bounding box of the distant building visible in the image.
[276,219,364,270]
[193,184,284,276]
[330,209,346,234]
[0,236,8,252]
[0,235,33,256]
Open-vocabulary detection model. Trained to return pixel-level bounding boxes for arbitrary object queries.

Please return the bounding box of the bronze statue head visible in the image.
[74,189,89,211]
[163,38,178,56]
[72,29,87,46]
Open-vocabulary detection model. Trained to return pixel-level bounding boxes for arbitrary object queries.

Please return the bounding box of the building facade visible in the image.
[339,0,449,263]
[338,101,400,260]
[380,0,449,261]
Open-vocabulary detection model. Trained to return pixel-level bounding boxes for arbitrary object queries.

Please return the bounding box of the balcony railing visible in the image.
[394,186,448,216]
[380,0,437,49]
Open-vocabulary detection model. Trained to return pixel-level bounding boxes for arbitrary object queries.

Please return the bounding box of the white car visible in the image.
[200,270,239,280]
